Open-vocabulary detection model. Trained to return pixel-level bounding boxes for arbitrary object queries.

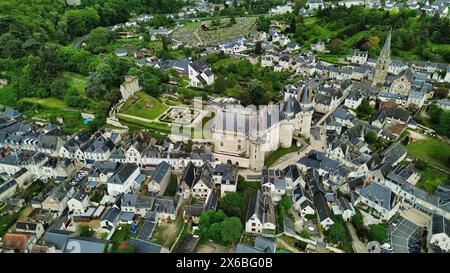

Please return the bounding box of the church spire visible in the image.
[372,28,392,88]
[380,28,392,58]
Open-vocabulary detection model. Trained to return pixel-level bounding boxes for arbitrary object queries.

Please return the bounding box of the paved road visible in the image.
[270,146,312,170]
[347,223,368,253]
[72,34,89,49]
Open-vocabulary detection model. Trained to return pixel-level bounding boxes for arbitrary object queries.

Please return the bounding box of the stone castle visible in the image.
[212,85,313,171]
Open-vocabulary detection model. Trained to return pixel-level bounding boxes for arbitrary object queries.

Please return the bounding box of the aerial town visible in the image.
[0,0,449,255]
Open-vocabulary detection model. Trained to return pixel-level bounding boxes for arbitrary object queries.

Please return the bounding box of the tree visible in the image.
[49,77,68,99]
[299,228,311,239]
[213,75,227,94]
[366,36,380,52]
[365,130,378,144]
[220,217,242,244]
[220,192,244,217]
[248,79,271,105]
[256,16,270,32]
[330,38,344,54]
[198,210,242,245]
[351,209,364,231]
[437,110,450,137]
[229,16,236,26]
[254,41,262,55]
[434,86,449,99]
[183,47,192,58]
[368,224,388,243]
[356,99,374,118]
[76,224,94,237]
[327,222,347,244]
[87,27,112,53]
[279,195,292,210]
[293,0,307,14]
[121,247,135,253]
[402,136,410,145]
[235,60,254,78]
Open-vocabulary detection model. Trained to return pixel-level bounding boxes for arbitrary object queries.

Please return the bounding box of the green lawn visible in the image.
[264,146,299,167]
[405,138,450,172]
[416,168,449,193]
[21,97,74,110]
[117,115,171,132]
[110,224,136,253]
[63,72,87,95]
[120,92,168,120]
[0,213,19,237]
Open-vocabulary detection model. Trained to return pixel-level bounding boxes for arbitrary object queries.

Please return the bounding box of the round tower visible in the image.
[249,132,266,172]
[297,84,314,137]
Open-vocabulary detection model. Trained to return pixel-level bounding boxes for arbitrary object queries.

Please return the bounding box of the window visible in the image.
[237,145,241,149]
[220,142,224,146]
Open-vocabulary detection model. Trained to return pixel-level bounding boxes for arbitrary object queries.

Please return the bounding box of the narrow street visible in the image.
[347,223,368,253]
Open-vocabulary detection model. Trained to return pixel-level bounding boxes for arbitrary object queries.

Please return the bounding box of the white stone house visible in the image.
[147,161,171,196]
[107,163,140,197]
[245,190,276,235]
[188,60,215,88]
[67,190,90,215]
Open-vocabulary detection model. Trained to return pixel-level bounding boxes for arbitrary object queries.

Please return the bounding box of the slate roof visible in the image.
[151,161,171,184]
[102,206,121,223]
[357,182,393,210]
[128,238,162,253]
[283,165,300,181]
[372,107,411,124]
[382,142,407,165]
[43,229,73,250]
[108,163,139,185]
[298,150,340,173]
[64,237,110,253]
[213,164,237,185]
[246,190,275,225]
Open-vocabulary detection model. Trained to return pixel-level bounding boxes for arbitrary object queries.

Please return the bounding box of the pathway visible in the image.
[275,237,301,253]
[270,145,312,170]
[116,113,155,123]
[346,223,368,253]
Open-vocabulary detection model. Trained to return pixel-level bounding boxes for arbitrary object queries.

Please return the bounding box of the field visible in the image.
[171,17,257,46]
[119,91,168,120]
[405,138,450,172]
[117,115,171,132]
[21,97,74,110]
[63,72,87,95]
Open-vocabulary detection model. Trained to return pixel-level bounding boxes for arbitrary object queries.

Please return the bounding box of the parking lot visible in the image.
[390,216,423,253]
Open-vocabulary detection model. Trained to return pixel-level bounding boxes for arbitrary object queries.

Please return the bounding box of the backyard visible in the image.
[416,168,449,193]
[109,224,137,253]
[151,215,185,250]
[405,138,450,172]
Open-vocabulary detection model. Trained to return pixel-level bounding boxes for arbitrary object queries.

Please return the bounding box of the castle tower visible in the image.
[280,97,300,148]
[249,137,266,172]
[372,29,392,88]
[297,84,313,137]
